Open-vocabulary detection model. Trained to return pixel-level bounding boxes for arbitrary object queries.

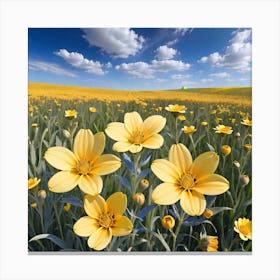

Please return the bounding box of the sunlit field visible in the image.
[28,82,252,252]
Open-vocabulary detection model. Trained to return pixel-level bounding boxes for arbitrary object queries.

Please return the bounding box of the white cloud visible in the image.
[105,62,112,68]
[201,78,214,83]
[28,60,77,77]
[171,74,192,80]
[166,39,178,47]
[173,28,193,36]
[115,62,153,78]
[209,72,230,78]
[198,29,252,72]
[116,59,191,78]
[54,49,106,75]
[155,45,177,60]
[82,28,145,58]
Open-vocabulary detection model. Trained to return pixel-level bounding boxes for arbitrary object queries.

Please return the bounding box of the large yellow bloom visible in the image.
[44,129,121,196]
[105,111,166,153]
[234,218,252,241]
[65,109,77,118]
[165,104,186,113]
[73,192,133,251]
[151,143,229,216]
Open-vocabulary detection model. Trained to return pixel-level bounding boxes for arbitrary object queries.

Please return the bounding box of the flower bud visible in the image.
[233,160,240,168]
[161,215,175,230]
[37,189,47,200]
[64,203,71,212]
[63,129,71,138]
[221,145,231,156]
[133,192,145,205]
[240,175,250,186]
[201,121,208,127]
[177,115,186,121]
[30,203,37,208]
[235,132,241,137]
[203,209,214,219]
[140,178,150,190]
[244,144,252,151]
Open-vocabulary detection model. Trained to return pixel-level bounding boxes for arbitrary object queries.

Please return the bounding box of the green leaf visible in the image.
[210,207,233,215]
[29,233,67,249]
[30,143,37,167]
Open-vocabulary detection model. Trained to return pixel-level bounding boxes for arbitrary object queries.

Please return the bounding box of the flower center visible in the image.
[239,224,250,235]
[98,212,115,229]
[130,129,145,145]
[179,172,196,190]
[75,159,94,175]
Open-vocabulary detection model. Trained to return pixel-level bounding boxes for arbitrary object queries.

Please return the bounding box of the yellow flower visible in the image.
[28,177,41,190]
[199,234,218,251]
[140,178,150,190]
[244,144,252,151]
[151,143,229,216]
[165,104,186,113]
[133,192,145,205]
[213,125,233,135]
[234,218,252,241]
[30,203,37,208]
[64,203,71,212]
[161,215,175,230]
[73,192,133,251]
[44,129,121,196]
[241,119,252,127]
[177,115,186,121]
[210,109,217,115]
[201,121,208,127]
[89,107,96,113]
[182,125,197,134]
[31,123,38,127]
[65,109,77,119]
[221,145,231,156]
[203,209,213,219]
[105,111,166,153]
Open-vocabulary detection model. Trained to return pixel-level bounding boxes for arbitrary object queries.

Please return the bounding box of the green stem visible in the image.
[189,135,197,158]
[172,212,186,251]
[53,203,64,240]
[131,153,141,195]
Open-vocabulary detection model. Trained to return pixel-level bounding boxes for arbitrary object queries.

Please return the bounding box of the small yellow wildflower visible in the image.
[89,107,96,113]
[28,177,41,190]
[234,218,252,241]
[203,209,214,219]
[241,119,252,127]
[161,215,175,230]
[177,115,186,121]
[210,109,217,115]
[213,125,233,135]
[244,144,252,151]
[30,203,37,208]
[201,121,208,127]
[65,109,77,119]
[64,203,71,212]
[140,178,150,190]
[165,104,186,113]
[199,234,218,252]
[31,123,38,127]
[182,125,197,134]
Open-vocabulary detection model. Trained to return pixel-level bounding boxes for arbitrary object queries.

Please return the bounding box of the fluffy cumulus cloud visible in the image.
[201,78,214,83]
[171,74,192,80]
[54,49,106,75]
[82,28,145,58]
[28,60,77,77]
[198,29,252,72]
[155,45,177,60]
[116,59,191,78]
[209,72,230,78]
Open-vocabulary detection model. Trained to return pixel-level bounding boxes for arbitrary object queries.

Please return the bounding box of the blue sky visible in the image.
[28,28,252,90]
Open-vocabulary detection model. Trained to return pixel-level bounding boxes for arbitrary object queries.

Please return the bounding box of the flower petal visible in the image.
[48,171,80,193]
[44,147,77,171]
[142,115,166,136]
[93,154,121,175]
[78,175,103,196]
[91,132,105,162]
[105,122,130,142]
[180,190,206,216]
[111,216,133,236]
[142,134,164,149]
[73,129,95,161]
[151,159,180,183]
[190,152,219,178]
[112,141,132,153]
[169,143,193,174]
[124,111,143,134]
[84,194,106,219]
[194,174,229,195]
[73,216,99,237]
[152,183,182,205]
[128,144,143,153]
[88,227,112,250]
[106,192,127,215]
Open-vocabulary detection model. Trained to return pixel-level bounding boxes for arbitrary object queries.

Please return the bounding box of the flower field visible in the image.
[28,83,252,252]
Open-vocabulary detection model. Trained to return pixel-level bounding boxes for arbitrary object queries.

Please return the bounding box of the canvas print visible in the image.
[28,28,252,252]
